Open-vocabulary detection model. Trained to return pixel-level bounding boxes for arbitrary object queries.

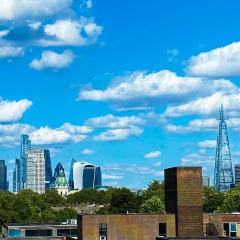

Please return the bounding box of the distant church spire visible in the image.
[214,105,234,192]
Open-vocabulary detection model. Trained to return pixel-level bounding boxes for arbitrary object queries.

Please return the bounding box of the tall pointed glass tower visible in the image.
[214,105,234,192]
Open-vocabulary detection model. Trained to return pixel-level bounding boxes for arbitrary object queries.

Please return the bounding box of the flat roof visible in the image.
[78,213,174,216]
[4,223,77,228]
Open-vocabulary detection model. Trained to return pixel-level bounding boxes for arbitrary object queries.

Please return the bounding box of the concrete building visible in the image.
[2,221,77,238]
[26,149,46,194]
[26,149,53,194]
[203,176,211,187]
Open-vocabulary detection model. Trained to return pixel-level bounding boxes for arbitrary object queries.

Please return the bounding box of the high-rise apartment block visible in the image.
[26,149,46,194]
[26,149,53,194]
[0,160,7,191]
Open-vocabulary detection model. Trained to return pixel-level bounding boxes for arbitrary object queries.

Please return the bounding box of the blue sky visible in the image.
[1,0,240,190]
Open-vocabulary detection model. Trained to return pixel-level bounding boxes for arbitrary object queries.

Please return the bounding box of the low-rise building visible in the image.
[2,221,77,238]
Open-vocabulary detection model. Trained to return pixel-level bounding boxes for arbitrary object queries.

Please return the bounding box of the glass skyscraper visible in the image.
[0,160,7,191]
[214,105,234,192]
[53,162,65,183]
[44,150,53,190]
[13,158,21,192]
[53,163,69,196]
[235,164,240,186]
[68,158,76,190]
[69,160,102,190]
[21,134,31,189]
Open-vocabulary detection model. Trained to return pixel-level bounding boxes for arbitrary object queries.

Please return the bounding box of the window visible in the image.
[25,229,52,237]
[99,223,107,239]
[223,223,229,236]
[8,229,21,237]
[159,223,167,237]
[223,223,237,237]
[230,223,237,237]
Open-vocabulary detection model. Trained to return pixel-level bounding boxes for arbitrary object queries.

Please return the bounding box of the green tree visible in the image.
[143,180,164,201]
[43,189,66,206]
[140,196,164,213]
[221,187,240,212]
[54,208,77,222]
[203,187,224,213]
[109,188,139,213]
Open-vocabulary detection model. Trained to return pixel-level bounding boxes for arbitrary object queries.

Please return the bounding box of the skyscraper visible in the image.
[202,176,211,187]
[53,162,65,183]
[13,158,21,192]
[44,150,53,190]
[214,105,234,192]
[0,160,7,191]
[21,134,31,189]
[26,149,46,194]
[235,164,240,186]
[68,158,76,190]
[26,149,53,194]
[53,163,68,196]
[69,160,102,190]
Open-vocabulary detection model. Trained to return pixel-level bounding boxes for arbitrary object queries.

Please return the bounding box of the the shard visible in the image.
[214,105,234,192]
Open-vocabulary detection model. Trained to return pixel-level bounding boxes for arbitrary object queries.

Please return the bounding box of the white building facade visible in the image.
[71,161,102,191]
[26,149,45,194]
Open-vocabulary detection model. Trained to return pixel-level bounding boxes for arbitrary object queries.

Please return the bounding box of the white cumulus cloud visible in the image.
[78,70,238,113]
[0,0,72,20]
[60,122,93,134]
[163,90,240,117]
[94,127,143,141]
[82,149,94,155]
[102,174,123,180]
[0,122,90,147]
[165,118,218,133]
[86,114,144,128]
[0,46,24,58]
[0,98,32,122]
[30,50,74,70]
[30,126,87,145]
[198,140,216,149]
[42,18,103,46]
[186,42,240,77]
[144,150,162,159]
[79,70,205,101]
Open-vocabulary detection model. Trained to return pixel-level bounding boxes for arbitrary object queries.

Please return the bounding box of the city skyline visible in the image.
[2,1,240,189]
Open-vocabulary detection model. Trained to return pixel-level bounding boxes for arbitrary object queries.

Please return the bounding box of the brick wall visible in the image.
[165,167,203,237]
[79,214,176,240]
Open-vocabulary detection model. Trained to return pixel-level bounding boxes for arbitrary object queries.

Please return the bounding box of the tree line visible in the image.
[1,181,240,225]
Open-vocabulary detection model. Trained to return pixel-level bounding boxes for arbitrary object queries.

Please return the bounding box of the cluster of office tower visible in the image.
[10,134,102,195]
